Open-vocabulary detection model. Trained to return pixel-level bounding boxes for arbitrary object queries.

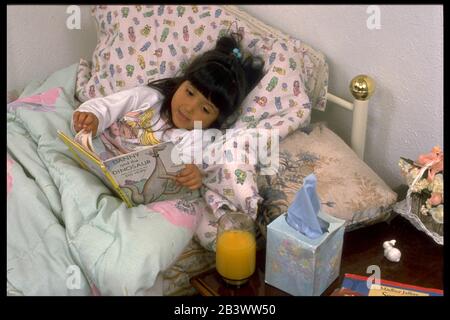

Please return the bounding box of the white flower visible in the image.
[420,205,429,216]
[430,205,443,224]
[399,159,413,175]
[406,167,420,185]
[429,173,443,194]
[411,178,430,193]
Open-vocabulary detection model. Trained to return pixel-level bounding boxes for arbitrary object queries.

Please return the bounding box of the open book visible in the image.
[58,129,197,207]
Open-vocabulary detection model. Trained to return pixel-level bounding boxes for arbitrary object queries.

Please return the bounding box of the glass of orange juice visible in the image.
[215,211,256,286]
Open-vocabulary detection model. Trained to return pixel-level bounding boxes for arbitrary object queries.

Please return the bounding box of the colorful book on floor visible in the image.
[341,273,443,296]
[58,130,196,208]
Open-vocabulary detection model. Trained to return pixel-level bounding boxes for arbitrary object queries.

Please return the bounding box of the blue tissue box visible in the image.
[265,211,345,296]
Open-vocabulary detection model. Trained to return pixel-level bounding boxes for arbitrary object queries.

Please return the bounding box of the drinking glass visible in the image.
[215,211,256,286]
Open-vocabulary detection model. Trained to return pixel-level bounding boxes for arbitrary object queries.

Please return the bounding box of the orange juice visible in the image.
[216,229,256,284]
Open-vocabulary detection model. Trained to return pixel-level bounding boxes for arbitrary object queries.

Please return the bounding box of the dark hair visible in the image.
[148,34,265,129]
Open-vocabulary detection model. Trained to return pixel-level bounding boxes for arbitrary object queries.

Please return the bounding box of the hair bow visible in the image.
[232,48,242,60]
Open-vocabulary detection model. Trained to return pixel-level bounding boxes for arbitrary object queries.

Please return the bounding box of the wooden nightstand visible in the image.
[190,249,289,296]
[190,215,443,296]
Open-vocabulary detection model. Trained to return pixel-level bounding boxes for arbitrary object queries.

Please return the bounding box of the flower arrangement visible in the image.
[398,146,443,239]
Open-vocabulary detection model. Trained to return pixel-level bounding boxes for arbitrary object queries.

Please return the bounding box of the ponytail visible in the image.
[215,33,266,97]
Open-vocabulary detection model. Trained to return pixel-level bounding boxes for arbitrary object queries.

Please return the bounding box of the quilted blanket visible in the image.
[7,64,199,295]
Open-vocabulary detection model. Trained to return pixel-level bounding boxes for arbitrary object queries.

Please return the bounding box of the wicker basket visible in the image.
[393,193,443,245]
[396,151,443,245]
[411,194,443,236]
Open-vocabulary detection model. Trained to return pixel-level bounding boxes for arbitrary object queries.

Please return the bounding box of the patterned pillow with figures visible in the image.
[75,4,329,139]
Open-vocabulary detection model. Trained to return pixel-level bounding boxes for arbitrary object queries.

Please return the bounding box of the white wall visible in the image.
[7,5,443,193]
[7,5,97,93]
[239,5,443,192]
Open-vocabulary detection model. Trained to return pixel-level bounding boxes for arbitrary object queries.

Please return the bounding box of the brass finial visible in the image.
[350,75,375,101]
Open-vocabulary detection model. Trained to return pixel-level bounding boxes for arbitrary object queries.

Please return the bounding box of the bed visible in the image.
[7,5,397,296]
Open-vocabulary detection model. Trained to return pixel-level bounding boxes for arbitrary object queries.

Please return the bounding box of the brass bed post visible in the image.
[349,75,375,160]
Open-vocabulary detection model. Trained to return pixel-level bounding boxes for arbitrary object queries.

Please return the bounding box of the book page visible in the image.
[103,142,195,205]
[74,129,94,153]
[58,130,115,190]
[74,130,117,162]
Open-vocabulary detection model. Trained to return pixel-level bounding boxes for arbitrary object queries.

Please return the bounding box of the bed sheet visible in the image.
[7,63,201,296]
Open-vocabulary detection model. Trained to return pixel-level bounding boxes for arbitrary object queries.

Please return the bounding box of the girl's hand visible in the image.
[175,164,203,190]
[73,111,99,136]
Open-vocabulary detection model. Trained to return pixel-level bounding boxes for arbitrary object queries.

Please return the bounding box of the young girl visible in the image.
[72,34,265,192]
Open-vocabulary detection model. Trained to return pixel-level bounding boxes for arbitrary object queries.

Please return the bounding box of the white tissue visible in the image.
[286,174,329,239]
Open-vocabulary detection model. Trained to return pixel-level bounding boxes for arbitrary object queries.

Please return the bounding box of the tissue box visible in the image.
[265,211,345,296]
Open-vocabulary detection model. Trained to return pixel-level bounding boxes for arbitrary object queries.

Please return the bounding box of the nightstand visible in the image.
[190,249,289,296]
[190,214,443,296]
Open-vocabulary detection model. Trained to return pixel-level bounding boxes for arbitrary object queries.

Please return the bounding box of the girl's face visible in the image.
[171,81,219,130]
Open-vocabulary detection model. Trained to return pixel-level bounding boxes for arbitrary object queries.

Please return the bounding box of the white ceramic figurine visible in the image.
[383,240,401,262]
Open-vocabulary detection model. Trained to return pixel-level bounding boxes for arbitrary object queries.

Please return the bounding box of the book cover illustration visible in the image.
[58,130,197,207]
[341,273,443,296]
